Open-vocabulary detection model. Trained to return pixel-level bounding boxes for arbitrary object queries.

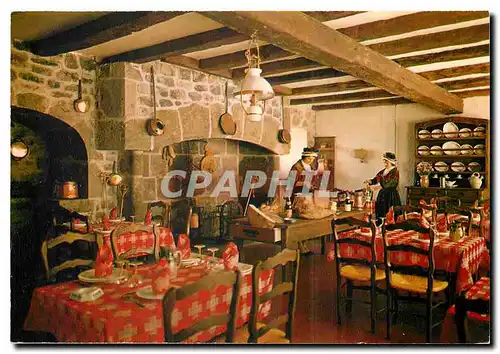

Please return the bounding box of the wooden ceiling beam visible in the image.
[339,11,489,42]
[28,12,186,56]
[311,88,490,111]
[291,76,489,106]
[303,11,365,22]
[202,11,463,113]
[291,63,490,96]
[102,27,247,64]
[199,12,489,71]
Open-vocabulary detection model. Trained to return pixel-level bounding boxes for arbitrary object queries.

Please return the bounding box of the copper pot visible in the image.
[56,181,79,199]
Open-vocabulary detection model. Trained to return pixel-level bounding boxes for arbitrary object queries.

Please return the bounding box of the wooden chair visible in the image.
[147,201,170,227]
[332,217,387,336]
[382,221,449,343]
[232,249,300,343]
[162,269,242,343]
[41,229,97,281]
[110,223,160,263]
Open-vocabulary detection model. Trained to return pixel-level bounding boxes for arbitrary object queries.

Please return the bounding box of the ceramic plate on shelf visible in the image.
[443,122,459,138]
[473,126,486,137]
[431,129,443,139]
[459,128,472,138]
[417,145,430,156]
[451,162,466,173]
[430,146,443,156]
[474,144,485,155]
[467,162,482,172]
[442,141,461,156]
[418,129,430,139]
[434,161,449,172]
[461,144,473,155]
[78,268,128,284]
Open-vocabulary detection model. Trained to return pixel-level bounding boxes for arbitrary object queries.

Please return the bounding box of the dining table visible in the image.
[336,228,487,294]
[24,260,275,343]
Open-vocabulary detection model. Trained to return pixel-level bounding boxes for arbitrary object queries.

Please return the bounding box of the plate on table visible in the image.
[418,129,430,139]
[467,162,481,172]
[473,126,486,137]
[78,268,128,284]
[431,129,443,139]
[459,128,472,138]
[474,144,485,155]
[450,162,466,173]
[460,144,473,155]
[430,146,443,156]
[417,146,430,156]
[434,161,449,172]
[442,141,461,156]
[443,122,459,138]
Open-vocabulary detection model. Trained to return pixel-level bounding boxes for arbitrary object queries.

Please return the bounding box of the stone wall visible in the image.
[11,42,120,214]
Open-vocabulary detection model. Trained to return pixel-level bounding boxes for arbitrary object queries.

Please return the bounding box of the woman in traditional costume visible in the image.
[364,152,402,220]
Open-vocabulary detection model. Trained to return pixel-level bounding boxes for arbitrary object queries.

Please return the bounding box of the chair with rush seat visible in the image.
[382,221,449,343]
[331,217,387,336]
[162,270,242,343]
[232,248,300,343]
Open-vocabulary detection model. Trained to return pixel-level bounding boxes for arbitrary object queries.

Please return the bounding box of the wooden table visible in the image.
[229,210,365,254]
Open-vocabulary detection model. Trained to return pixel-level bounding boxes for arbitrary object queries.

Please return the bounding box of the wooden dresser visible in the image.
[408,117,489,207]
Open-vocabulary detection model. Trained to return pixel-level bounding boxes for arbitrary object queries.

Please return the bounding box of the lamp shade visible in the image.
[233,68,275,101]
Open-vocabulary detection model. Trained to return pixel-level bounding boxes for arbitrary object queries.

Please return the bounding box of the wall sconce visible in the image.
[11,139,29,160]
[233,32,275,122]
[354,148,368,163]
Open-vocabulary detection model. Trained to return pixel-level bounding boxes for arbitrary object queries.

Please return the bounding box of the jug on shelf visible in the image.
[468,172,483,189]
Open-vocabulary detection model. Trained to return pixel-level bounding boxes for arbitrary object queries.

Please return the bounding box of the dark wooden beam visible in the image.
[291,63,490,96]
[454,89,490,98]
[102,27,247,64]
[232,57,323,79]
[199,13,489,71]
[202,12,463,113]
[28,12,186,56]
[394,44,489,68]
[303,11,365,22]
[339,11,489,42]
[312,97,410,110]
[311,88,490,110]
[369,23,490,57]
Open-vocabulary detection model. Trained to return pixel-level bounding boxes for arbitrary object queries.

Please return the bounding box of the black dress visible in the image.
[368,167,402,219]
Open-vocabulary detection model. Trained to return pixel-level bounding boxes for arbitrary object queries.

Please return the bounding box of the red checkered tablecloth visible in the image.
[24,263,274,343]
[465,277,490,301]
[337,229,487,293]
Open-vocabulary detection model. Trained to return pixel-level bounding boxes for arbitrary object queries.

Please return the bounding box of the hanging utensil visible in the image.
[278,96,291,144]
[219,81,236,135]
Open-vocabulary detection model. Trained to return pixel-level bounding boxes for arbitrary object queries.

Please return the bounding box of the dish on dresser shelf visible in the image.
[431,129,443,139]
[474,144,485,155]
[473,126,486,137]
[417,145,430,156]
[434,161,449,172]
[460,144,474,155]
[450,161,466,173]
[467,162,481,172]
[430,146,443,156]
[418,129,430,139]
[443,122,459,138]
[442,141,461,156]
[458,127,472,138]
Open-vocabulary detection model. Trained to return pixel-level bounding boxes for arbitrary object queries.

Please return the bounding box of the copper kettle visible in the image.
[55,181,79,199]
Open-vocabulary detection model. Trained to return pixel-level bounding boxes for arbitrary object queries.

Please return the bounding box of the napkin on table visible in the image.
[177,234,191,259]
[152,259,171,294]
[95,241,113,277]
[222,242,239,271]
[110,207,117,220]
[144,208,152,226]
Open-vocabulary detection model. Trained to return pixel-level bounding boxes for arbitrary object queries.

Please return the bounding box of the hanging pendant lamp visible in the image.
[233,32,275,122]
